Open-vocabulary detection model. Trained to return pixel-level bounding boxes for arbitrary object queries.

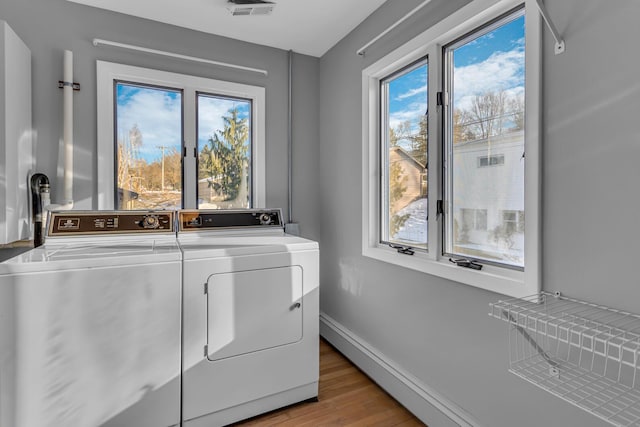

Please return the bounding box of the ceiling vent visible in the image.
[226,0,275,16]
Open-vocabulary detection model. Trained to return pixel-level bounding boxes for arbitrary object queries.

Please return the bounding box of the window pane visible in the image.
[445,10,525,268]
[197,94,252,209]
[381,59,428,249]
[115,83,183,210]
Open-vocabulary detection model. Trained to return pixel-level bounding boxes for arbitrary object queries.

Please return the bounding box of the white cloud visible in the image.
[389,101,427,131]
[117,89,182,162]
[395,84,428,101]
[453,48,524,110]
[197,97,248,147]
[117,89,250,162]
[387,47,523,140]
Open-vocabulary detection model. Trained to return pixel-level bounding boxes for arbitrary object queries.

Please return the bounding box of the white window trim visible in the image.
[96,61,266,210]
[362,0,541,298]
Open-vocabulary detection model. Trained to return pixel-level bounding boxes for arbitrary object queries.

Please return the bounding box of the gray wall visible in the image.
[0,0,320,240]
[318,0,640,426]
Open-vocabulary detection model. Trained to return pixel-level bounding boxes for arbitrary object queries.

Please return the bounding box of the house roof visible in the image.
[390,146,425,169]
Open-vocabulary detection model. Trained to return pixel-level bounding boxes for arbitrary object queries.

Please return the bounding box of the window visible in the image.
[444,7,525,269]
[115,82,183,209]
[197,93,253,209]
[97,62,265,210]
[461,208,488,231]
[362,0,540,297]
[380,59,428,250]
[478,154,505,167]
[502,210,525,233]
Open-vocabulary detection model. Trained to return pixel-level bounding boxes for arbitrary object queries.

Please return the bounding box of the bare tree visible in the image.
[508,93,525,131]
[469,91,507,139]
[454,90,524,142]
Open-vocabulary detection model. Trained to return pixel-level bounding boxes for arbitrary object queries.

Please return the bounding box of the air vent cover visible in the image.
[227,0,275,16]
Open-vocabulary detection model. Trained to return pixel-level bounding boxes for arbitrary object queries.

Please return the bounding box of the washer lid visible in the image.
[178,234,318,259]
[0,237,181,274]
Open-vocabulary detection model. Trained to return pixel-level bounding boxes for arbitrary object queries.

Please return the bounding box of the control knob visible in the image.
[259,213,273,225]
[142,214,160,229]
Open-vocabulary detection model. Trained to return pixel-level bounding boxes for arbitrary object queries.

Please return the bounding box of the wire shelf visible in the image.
[490,292,640,426]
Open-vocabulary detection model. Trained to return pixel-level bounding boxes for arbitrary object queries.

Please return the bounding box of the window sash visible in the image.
[379,57,429,251]
[114,81,185,210]
[442,6,526,270]
[196,92,254,209]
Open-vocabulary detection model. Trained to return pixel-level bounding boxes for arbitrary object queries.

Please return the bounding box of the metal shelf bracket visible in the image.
[535,0,565,55]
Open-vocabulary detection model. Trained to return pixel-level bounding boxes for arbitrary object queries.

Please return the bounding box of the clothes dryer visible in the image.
[177,209,319,427]
[0,210,182,427]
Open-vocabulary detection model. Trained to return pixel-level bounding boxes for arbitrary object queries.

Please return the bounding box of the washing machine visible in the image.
[178,209,319,426]
[0,210,182,427]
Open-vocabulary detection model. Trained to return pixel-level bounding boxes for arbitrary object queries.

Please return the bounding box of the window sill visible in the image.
[363,244,533,298]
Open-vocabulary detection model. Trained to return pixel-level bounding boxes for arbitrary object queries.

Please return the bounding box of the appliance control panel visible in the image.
[179,209,283,231]
[47,210,176,236]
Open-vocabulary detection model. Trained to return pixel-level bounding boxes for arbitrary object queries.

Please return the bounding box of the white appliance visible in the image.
[0,20,32,244]
[0,210,182,427]
[178,209,319,426]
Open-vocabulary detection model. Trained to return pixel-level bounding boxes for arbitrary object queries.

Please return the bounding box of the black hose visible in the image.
[30,173,49,247]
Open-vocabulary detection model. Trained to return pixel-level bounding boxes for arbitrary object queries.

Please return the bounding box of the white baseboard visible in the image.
[319,312,483,427]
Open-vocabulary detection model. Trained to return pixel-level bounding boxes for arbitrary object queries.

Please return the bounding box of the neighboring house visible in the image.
[389,146,426,214]
[452,130,525,259]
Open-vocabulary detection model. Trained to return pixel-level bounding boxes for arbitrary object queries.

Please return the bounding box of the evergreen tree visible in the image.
[200,108,249,201]
[388,127,410,237]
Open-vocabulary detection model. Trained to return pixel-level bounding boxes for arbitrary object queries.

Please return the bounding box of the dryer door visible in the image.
[206,266,303,361]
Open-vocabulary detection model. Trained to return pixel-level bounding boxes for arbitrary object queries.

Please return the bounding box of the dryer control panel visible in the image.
[179,209,283,231]
[47,210,176,236]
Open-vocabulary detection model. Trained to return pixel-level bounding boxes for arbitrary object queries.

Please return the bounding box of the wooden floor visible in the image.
[232,339,426,426]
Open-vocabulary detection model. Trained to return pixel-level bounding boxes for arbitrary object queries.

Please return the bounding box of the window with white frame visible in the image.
[444,6,526,269]
[380,58,428,250]
[97,61,265,210]
[362,0,540,297]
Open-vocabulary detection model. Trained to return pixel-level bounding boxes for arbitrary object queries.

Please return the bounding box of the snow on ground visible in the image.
[392,198,427,245]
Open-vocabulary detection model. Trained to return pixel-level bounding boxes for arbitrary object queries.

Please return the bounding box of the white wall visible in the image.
[318,0,640,425]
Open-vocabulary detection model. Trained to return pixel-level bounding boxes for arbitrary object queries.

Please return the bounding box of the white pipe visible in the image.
[92,38,269,76]
[47,50,74,211]
[357,0,434,56]
[287,50,293,223]
[63,49,73,204]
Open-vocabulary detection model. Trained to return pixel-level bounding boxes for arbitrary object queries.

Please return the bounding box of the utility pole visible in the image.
[157,145,166,191]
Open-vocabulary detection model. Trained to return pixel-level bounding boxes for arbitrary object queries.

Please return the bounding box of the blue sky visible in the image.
[116,84,182,163]
[116,84,250,163]
[387,14,525,134]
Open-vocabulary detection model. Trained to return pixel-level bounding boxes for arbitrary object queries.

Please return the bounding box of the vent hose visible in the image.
[30,173,50,247]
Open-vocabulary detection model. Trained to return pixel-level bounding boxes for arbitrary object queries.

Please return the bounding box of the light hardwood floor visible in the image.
[232,339,426,426]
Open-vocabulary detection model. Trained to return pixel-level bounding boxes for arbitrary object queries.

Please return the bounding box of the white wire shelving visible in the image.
[489,292,640,426]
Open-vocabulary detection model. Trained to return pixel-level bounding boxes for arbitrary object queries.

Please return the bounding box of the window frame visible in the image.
[97,61,266,210]
[361,0,540,297]
[379,56,429,251]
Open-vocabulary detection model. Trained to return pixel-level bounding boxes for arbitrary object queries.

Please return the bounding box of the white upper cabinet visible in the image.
[0,21,32,245]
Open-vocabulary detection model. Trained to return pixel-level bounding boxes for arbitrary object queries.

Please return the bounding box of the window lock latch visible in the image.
[436,200,444,219]
[389,244,415,256]
[449,257,483,270]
